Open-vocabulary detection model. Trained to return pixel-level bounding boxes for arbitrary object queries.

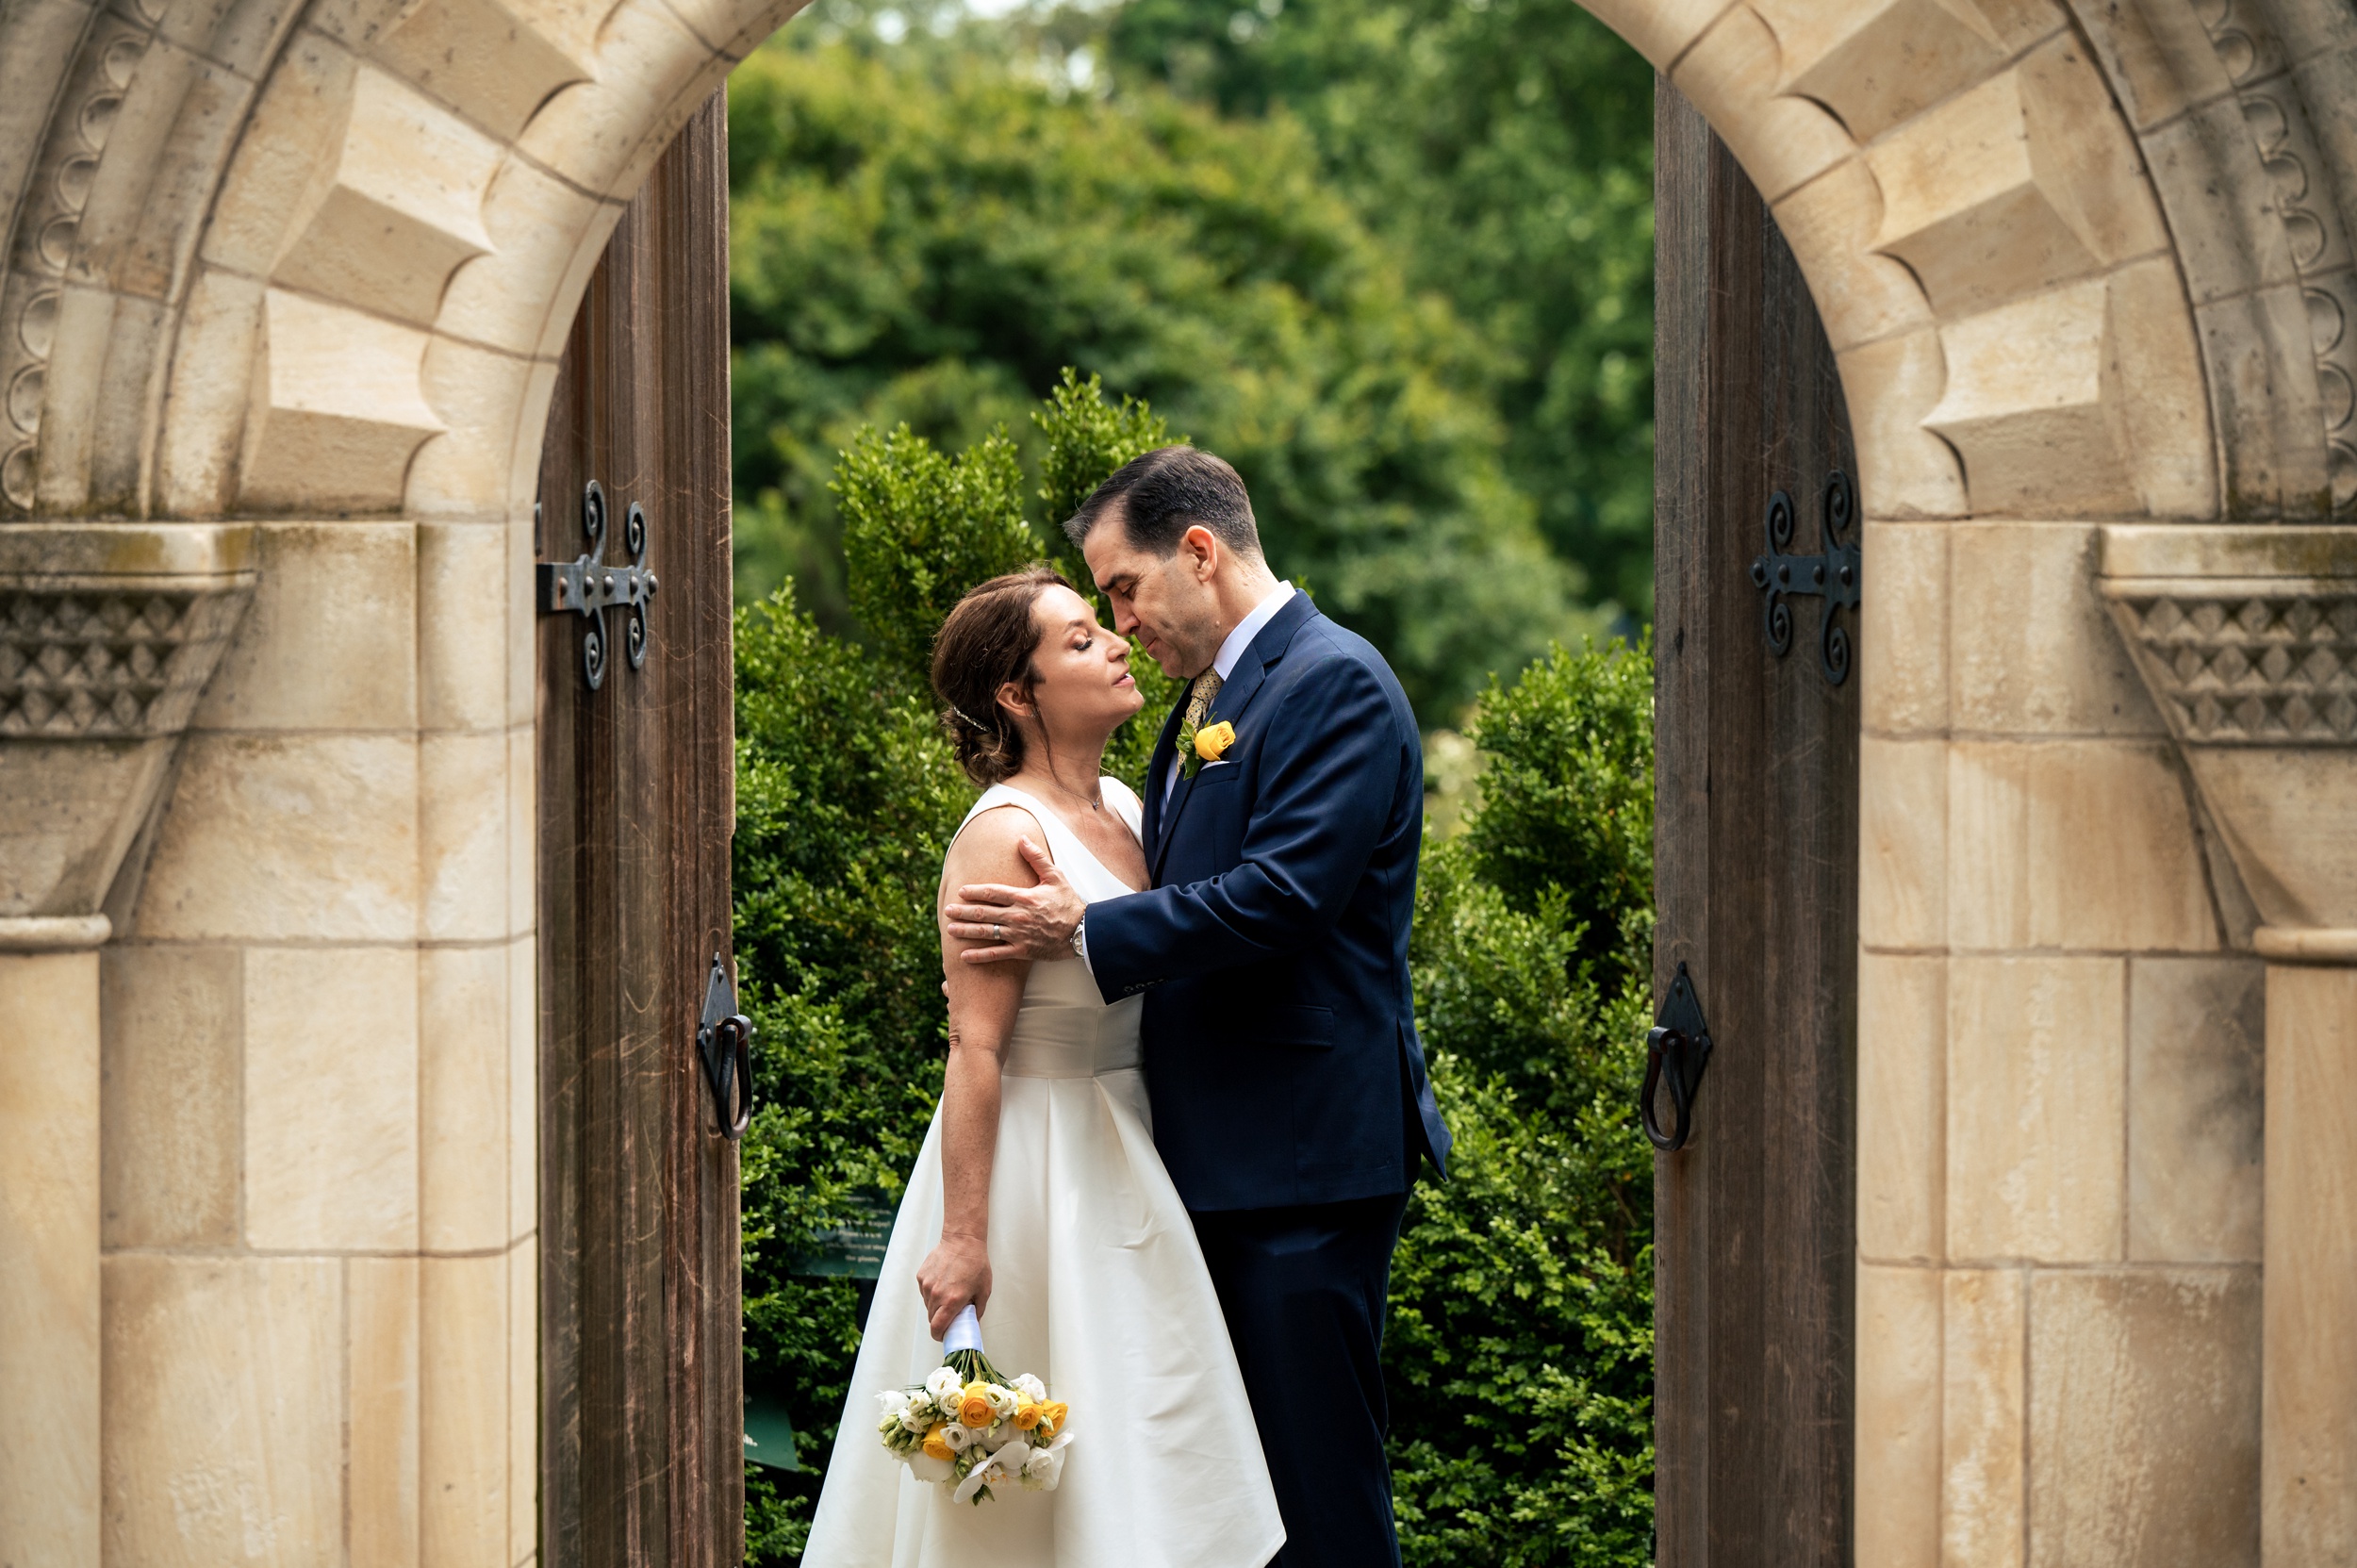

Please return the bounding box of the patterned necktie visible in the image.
[1183,669,1224,731]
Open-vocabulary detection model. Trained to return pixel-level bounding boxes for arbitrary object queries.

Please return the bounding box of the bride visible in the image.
[800,567,1285,1567]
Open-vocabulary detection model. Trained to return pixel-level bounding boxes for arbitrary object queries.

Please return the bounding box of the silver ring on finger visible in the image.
[993,923,1002,942]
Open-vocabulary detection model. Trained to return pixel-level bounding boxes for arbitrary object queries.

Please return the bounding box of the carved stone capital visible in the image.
[2102,524,2357,948]
[0,524,256,942]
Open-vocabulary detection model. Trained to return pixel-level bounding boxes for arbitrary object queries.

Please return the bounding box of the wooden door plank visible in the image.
[647,92,744,1568]
[538,87,739,1568]
[1653,77,1858,1568]
[1651,73,1715,1568]
[537,341,590,1568]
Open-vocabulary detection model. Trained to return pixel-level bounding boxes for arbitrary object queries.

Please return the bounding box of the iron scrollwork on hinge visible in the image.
[536,479,657,690]
[1750,469,1861,686]
[698,952,754,1139]
[1640,962,1713,1153]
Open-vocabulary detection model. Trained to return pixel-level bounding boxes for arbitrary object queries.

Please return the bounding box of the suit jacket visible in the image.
[1084,593,1453,1212]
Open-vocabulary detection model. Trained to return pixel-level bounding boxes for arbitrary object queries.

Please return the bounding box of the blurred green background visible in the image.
[729,0,1656,725]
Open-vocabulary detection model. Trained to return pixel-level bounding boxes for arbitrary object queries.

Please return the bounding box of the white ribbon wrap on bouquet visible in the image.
[943,1304,984,1353]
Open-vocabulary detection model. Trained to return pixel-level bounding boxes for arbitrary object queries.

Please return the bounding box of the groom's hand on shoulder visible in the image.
[944,836,1086,964]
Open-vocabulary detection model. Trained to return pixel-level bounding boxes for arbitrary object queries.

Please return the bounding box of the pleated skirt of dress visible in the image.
[800,1067,1284,1568]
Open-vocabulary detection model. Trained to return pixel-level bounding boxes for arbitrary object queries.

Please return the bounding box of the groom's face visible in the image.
[1082,515,1223,680]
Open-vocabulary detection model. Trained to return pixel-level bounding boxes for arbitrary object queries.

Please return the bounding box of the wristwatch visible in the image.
[1069,914,1086,960]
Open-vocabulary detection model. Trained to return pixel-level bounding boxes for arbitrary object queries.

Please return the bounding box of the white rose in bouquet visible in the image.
[985,1383,1019,1419]
[1014,1374,1047,1404]
[925,1367,963,1402]
[940,1424,977,1453]
[898,1404,931,1434]
[1018,1435,1071,1492]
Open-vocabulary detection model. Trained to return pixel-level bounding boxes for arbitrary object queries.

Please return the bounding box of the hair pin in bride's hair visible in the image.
[948,704,990,732]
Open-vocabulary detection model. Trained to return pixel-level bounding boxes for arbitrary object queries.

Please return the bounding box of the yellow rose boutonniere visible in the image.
[1177,719,1236,779]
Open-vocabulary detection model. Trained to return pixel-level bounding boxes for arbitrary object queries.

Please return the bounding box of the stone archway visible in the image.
[2,0,2353,1562]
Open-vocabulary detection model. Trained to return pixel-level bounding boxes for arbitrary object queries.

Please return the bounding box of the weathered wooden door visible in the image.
[1651,80,1860,1567]
[536,90,743,1567]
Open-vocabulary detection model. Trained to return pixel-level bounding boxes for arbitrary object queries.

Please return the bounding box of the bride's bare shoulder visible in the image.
[941,801,1049,895]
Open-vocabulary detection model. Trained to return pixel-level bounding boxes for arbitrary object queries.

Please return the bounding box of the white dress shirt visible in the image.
[1076,581,1295,973]
[1161,580,1295,808]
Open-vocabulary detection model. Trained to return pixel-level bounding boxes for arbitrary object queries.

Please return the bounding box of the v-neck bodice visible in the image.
[955,780,1145,900]
[948,779,1147,1081]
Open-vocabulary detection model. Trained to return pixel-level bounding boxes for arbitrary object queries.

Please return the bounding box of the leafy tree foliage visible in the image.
[734,381,1652,1564]
[728,36,1588,720]
[1097,0,1658,615]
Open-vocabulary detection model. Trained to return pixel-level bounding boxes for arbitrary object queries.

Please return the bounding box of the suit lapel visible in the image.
[1151,594,1318,880]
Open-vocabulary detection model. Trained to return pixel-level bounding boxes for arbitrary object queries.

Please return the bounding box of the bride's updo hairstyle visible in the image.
[931,565,1076,787]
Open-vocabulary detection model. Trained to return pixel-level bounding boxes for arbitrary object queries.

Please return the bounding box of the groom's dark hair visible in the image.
[1063,445,1262,560]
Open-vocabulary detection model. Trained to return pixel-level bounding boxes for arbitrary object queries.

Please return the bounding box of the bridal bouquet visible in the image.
[875,1306,1073,1505]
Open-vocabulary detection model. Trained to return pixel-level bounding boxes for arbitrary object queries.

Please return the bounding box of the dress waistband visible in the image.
[1000,1045,1144,1081]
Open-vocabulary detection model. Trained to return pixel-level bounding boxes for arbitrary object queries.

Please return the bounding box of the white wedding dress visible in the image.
[800,780,1285,1568]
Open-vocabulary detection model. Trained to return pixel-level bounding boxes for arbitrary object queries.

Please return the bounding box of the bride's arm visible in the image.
[916,807,1038,1337]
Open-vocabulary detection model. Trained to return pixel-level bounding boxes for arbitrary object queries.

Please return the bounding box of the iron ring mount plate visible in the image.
[698,952,754,1139]
[536,479,658,689]
[1640,961,1713,1152]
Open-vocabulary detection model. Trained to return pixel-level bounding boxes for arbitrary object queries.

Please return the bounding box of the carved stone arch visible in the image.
[0,0,2257,534]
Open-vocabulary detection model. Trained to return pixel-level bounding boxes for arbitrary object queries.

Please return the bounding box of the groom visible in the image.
[944,445,1452,1568]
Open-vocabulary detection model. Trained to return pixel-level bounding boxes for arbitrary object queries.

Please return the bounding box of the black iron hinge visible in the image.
[1750,469,1860,686]
[536,479,657,690]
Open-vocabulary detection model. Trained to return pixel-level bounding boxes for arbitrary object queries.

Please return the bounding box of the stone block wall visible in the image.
[1588,0,2355,1562]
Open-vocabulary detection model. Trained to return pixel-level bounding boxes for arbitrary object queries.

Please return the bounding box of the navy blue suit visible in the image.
[1084,592,1449,1568]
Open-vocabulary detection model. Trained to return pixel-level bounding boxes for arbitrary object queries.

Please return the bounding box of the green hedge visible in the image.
[733,378,1652,1565]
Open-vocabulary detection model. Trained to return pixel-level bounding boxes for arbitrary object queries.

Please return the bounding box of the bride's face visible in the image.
[1000,586,1146,738]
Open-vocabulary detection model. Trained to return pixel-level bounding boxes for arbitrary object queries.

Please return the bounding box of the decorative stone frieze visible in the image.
[1,586,251,738]
[2102,523,2357,933]
[0,523,255,930]
[2105,584,2357,743]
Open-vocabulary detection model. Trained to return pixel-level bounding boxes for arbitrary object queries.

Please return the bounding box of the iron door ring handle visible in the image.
[1641,1024,1712,1152]
[1640,961,1713,1152]
[711,1014,754,1138]
[1641,1026,1688,1150]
